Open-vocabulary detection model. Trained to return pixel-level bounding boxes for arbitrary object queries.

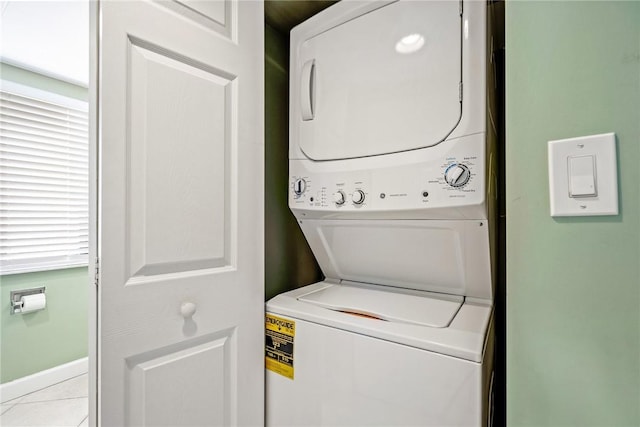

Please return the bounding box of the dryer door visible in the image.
[297,0,462,161]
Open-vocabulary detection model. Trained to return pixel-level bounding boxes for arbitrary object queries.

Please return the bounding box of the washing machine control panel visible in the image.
[289,134,489,218]
[290,176,370,208]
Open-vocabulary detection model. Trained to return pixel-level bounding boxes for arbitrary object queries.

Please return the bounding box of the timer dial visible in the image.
[293,178,307,196]
[444,164,471,188]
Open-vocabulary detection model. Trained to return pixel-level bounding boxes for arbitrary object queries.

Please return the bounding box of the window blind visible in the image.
[0,88,89,275]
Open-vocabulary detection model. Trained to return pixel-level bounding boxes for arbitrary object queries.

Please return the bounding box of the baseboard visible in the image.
[0,357,88,403]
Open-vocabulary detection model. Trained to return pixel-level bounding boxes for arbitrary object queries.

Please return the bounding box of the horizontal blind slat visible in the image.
[1,111,89,135]
[1,143,88,163]
[0,174,88,188]
[0,139,87,158]
[1,212,88,218]
[2,250,89,261]
[1,226,89,233]
[1,169,88,184]
[1,162,88,178]
[2,236,89,245]
[1,128,88,146]
[1,104,89,127]
[1,133,88,151]
[0,92,87,117]
[0,183,88,195]
[1,153,87,171]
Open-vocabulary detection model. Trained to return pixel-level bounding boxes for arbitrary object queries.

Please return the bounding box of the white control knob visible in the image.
[444,164,471,188]
[293,178,306,196]
[352,190,365,205]
[333,191,346,205]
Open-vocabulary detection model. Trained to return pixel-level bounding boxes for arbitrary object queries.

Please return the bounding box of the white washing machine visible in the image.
[267,1,498,425]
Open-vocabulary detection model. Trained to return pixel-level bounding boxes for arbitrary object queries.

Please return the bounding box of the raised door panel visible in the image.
[127,38,233,278]
[126,331,234,426]
[157,0,232,39]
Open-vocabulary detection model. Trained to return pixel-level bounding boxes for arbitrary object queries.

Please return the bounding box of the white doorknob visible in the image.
[180,302,197,318]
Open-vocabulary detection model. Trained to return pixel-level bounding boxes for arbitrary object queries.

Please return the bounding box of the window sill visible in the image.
[0,261,88,277]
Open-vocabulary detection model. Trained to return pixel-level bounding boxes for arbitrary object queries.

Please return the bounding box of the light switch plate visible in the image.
[548,132,618,216]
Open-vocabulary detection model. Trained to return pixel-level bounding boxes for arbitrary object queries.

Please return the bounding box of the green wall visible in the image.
[0,268,89,383]
[264,24,322,301]
[506,2,640,425]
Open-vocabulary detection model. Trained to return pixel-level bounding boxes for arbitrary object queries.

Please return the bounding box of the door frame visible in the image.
[88,1,98,425]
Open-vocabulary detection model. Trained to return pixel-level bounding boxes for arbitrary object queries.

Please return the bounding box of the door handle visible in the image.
[300,59,315,121]
[180,302,197,318]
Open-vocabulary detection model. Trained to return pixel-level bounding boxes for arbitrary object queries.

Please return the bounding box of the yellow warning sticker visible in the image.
[265,314,295,380]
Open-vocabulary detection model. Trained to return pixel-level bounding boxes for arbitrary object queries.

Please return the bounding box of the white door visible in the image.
[94,0,264,425]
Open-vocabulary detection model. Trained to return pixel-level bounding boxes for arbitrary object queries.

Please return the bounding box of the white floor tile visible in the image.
[0,397,88,427]
[77,416,88,427]
[18,374,88,404]
[1,403,15,415]
[1,396,24,406]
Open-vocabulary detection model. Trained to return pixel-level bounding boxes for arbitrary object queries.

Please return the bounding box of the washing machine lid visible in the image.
[267,281,493,362]
[296,0,462,160]
[298,283,462,328]
[298,219,493,301]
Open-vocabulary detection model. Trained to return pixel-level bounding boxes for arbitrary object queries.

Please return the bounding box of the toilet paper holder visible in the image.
[10,286,46,315]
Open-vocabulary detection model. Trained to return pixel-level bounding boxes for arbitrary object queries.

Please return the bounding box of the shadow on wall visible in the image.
[264,24,323,301]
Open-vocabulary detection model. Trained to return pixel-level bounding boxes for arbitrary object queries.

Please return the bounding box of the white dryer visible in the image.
[267,1,497,425]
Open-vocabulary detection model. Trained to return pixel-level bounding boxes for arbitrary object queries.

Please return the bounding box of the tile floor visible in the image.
[0,374,88,427]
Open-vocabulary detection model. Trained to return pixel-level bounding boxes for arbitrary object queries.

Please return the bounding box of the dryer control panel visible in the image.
[289,134,489,220]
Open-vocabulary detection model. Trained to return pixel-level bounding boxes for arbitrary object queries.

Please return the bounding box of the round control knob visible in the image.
[444,164,471,188]
[293,178,307,196]
[352,190,365,205]
[333,191,346,205]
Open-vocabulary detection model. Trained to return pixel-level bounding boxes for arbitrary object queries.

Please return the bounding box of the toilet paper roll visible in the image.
[20,293,46,314]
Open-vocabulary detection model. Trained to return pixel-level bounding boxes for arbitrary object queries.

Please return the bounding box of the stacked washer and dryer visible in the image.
[266,1,499,425]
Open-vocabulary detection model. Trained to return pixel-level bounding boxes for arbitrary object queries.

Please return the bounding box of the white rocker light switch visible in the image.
[568,155,597,198]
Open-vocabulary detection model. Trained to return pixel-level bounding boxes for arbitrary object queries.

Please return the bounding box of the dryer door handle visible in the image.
[300,59,316,121]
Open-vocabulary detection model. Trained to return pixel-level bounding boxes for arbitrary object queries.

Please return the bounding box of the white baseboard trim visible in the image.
[0,357,88,403]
